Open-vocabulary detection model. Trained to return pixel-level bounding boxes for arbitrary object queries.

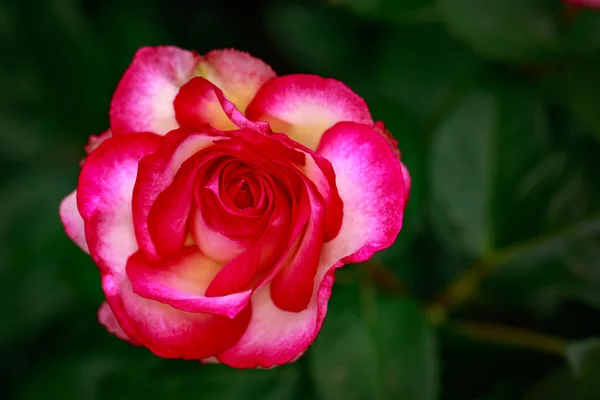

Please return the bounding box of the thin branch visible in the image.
[427,216,600,323]
[362,261,411,296]
[451,321,567,357]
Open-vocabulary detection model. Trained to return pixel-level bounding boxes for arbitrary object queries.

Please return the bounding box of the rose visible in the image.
[59,47,410,368]
[565,0,600,7]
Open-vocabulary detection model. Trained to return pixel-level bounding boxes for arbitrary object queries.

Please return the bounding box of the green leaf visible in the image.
[373,23,479,122]
[0,171,79,349]
[430,91,495,256]
[13,353,130,400]
[566,338,600,379]
[309,283,439,400]
[265,1,371,81]
[330,0,435,24]
[430,79,550,257]
[365,100,425,255]
[477,97,600,311]
[526,367,600,400]
[101,359,303,400]
[551,56,600,140]
[565,11,600,55]
[438,0,558,63]
[0,111,45,161]
[475,381,521,400]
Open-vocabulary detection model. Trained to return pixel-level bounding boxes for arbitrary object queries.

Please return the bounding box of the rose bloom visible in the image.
[59,47,410,368]
[566,0,600,7]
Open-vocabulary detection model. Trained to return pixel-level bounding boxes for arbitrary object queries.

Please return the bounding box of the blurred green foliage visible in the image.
[2,0,600,399]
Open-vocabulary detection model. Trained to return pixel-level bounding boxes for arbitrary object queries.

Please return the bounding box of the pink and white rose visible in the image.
[59,47,410,368]
[565,0,600,8]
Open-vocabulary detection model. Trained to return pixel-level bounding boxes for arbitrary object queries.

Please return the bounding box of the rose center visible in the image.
[228,178,254,210]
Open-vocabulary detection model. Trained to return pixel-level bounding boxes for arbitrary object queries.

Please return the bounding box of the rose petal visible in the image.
[174,77,271,133]
[245,74,373,150]
[110,46,199,135]
[75,129,253,358]
[270,179,326,312]
[77,133,162,275]
[401,162,411,204]
[84,130,113,155]
[216,122,407,368]
[317,121,407,264]
[107,275,252,360]
[59,190,89,254]
[77,133,163,342]
[133,129,220,260]
[300,146,343,241]
[373,121,401,160]
[216,259,340,368]
[196,49,276,113]
[204,186,296,297]
[192,208,248,263]
[126,247,252,318]
[567,0,600,8]
[146,165,198,257]
[260,130,343,241]
[98,301,137,343]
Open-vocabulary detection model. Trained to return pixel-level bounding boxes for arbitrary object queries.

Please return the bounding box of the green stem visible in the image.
[451,321,567,357]
[486,216,600,265]
[362,261,411,296]
[426,216,600,324]
[358,267,385,400]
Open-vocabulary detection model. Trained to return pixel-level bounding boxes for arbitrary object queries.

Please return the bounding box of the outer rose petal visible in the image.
[59,190,89,254]
[217,260,339,369]
[401,162,411,204]
[218,122,407,368]
[175,77,271,133]
[133,130,220,260]
[98,301,137,343]
[107,275,252,360]
[110,46,199,135]
[270,179,326,312]
[567,0,600,7]
[77,132,162,340]
[317,122,406,264]
[77,132,251,357]
[84,130,113,154]
[126,247,252,318]
[196,49,276,112]
[245,74,373,150]
[77,133,162,275]
[192,210,247,263]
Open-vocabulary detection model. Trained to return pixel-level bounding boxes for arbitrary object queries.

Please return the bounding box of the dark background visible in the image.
[2,0,600,398]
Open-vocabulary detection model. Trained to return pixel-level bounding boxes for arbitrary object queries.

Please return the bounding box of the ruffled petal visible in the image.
[84,130,113,155]
[76,129,250,359]
[216,116,408,365]
[270,179,326,312]
[105,275,252,360]
[133,129,220,260]
[59,190,89,254]
[77,133,162,275]
[401,162,411,204]
[316,122,407,264]
[196,49,276,113]
[191,208,248,263]
[110,46,199,135]
[217,259,339,368]
[98,301,137,343]
[126,247,251,318]
[245,74,373,150]
[299,145,343,241]
[174,77,271,133]
[219,121,408,367]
